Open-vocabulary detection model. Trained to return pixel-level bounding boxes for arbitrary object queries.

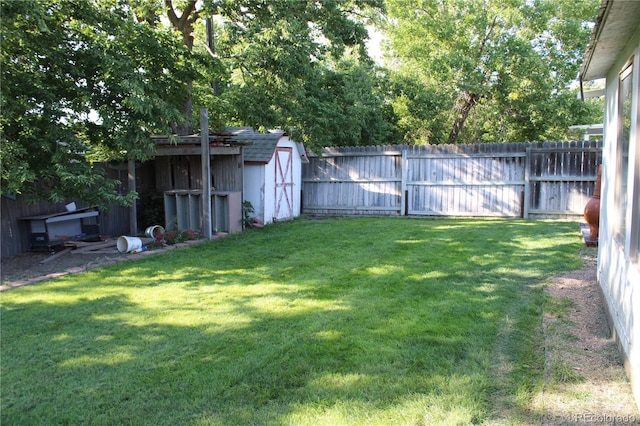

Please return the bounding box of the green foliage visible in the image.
[1,0,604,207]
[194,0,393,150]
[1,0,393,205]
[386,73,451,144]
[291,58,399,150]
[383,0,601,144]
[1,0,194,206]
[242,200,255,228]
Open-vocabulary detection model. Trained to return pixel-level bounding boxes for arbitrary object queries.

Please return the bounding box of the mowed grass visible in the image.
[1,218,583,425]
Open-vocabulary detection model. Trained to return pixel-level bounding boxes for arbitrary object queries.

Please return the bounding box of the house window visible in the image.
[629,58,640,262]
[614,63,633,242]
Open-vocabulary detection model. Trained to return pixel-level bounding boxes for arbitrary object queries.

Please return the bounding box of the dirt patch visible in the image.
[536,248,639,424]
[1,247,128,289]
[0,238,209,291]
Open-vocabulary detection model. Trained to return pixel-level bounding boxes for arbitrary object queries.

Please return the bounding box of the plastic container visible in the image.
[145,225,165,239]
[117,236,143,253]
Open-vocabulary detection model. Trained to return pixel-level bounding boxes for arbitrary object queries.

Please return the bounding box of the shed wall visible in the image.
[244,166,266,221]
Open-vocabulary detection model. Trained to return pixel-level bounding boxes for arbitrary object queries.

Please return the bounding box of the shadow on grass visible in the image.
[1,218,583,425]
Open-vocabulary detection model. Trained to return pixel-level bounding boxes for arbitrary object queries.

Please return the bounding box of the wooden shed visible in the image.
[149,128,252,237]
[234,128,308,225]
[1,114,253,257]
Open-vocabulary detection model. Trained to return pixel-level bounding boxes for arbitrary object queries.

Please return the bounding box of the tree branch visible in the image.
[164,0,198,30]
[164,0,179,27]
[478,16,497,58]
[195,37,219,59]
[181,0,198,26]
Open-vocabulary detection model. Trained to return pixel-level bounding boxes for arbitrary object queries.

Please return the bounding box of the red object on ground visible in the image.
[584,165,602,243]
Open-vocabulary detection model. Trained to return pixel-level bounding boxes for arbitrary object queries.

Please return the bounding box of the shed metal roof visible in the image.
[580,0,640,81]
[150,127,309,163]
[227,128,286,164]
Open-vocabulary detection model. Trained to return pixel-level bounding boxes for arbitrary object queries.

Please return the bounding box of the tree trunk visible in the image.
[165,0,198,135]
[171,80,193,135]
[448,92,480,144]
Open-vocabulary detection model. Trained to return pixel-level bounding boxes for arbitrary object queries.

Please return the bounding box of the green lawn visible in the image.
[1,218,583,425]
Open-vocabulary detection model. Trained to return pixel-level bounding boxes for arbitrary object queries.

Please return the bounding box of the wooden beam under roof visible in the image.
[150,132,252,157]
[150,132,254,146]
[152,145,241,156]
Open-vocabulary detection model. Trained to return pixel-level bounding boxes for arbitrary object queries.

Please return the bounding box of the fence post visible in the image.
[401,149,407,216]
[523,146,531,219]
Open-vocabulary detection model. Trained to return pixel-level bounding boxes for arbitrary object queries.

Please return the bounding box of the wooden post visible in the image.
[401,149,407,215]
[128,158,138,235]
[201,109,213,240]
[523,147,531,219]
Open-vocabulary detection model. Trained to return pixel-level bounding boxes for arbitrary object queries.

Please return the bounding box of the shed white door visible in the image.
[274,147,294,220]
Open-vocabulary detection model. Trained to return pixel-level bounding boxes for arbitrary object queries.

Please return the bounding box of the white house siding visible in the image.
[597,30,640,406]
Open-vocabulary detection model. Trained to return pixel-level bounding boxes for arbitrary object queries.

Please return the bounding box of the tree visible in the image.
[294,57,399,149]
[150,0,392,149]
[1,0,393,207]
[385,72,451,144]
[1,0,195,206]
[383,0,600,144]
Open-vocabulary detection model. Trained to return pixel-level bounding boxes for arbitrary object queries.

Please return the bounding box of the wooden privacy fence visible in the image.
[302,141,602,218]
